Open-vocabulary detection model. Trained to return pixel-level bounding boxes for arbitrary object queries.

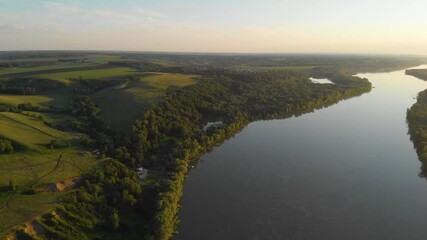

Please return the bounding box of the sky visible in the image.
[1,0,427,54]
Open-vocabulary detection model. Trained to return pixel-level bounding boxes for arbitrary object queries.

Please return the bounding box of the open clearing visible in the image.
[0,112,74,150]
[92,73,198,132]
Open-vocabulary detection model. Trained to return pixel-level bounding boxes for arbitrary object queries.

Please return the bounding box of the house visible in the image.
[203,121,223,132]
[136,167,148,181]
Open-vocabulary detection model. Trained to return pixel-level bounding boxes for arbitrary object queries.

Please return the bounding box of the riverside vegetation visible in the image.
[407,89,427,180]
[1,52,425,239]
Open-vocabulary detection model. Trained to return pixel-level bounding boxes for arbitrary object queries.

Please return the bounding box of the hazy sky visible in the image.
[1,0,427,54]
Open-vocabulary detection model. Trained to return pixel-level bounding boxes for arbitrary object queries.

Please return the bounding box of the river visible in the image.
[176,65,427,240]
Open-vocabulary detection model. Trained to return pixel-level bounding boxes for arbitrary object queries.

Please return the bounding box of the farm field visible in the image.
[0,63,96,76]
[0,149,100,236]
[36,67,138,82]
[0,112,75,150]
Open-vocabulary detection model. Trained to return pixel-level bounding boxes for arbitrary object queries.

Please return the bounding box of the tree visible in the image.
[109,209,120,230]
[69,96,101,117]
[0,139,14,154]
[9,179,16,190]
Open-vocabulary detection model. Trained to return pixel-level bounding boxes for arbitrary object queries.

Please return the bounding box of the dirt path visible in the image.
[0,153,64,233]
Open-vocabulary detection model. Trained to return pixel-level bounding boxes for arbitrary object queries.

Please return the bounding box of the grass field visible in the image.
[92,73,198,132]
[0,63,96,76]
[256,66,317,72]
[0,92,75,109]
[0,112,75,150]
[140,72,198,89]
[0,149,100,235]
[0,109,99,236]
[0,95,56,107]
[37,67,138,82]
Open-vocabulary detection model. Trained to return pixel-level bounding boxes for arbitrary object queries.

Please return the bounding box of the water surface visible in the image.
[177,65,427,240]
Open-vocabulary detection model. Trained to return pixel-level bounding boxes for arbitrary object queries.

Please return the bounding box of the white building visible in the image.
[203,121,223,132]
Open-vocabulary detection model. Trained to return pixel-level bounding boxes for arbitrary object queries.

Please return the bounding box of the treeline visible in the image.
[407,89,427,178]
[69,96,116,152]
[0,103,22,113]
[0,78,63,95]
[73,77,130,94]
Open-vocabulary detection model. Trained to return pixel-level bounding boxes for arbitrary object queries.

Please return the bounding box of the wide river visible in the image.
[176,65,427,240]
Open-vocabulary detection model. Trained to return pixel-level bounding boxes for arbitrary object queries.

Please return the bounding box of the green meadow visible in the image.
[0,63,96,76]
[0,112,74,150]
[37,67,138,82]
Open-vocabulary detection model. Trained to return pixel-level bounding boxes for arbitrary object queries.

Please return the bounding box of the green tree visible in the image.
[109,209,120,230]
[9,179,16,190]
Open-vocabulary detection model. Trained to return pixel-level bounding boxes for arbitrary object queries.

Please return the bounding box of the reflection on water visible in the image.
[176,65,427,240]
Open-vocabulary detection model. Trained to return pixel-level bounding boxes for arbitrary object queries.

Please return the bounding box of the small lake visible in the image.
[176,65,427,240]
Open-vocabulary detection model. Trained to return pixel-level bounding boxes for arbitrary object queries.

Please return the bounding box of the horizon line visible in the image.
[0,49,426,58]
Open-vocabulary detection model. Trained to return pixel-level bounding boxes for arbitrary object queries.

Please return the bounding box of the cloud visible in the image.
[1,1,427,54]
[0,24,26,32]
[0,1,170,34]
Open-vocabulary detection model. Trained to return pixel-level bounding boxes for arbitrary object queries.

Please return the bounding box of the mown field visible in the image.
[36,67,138,83]
[0,112,74,150]
[0,63,96,76]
